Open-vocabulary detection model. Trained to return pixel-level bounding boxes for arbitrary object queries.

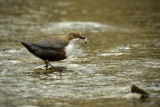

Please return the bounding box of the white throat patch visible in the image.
[65,38,79,57]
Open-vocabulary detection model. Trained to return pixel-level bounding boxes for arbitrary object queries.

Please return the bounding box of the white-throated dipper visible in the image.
[18,31,87,69]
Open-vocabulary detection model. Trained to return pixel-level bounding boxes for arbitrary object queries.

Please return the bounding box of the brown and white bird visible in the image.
[19,32,87,69]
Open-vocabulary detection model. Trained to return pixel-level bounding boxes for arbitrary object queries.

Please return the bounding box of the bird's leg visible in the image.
[48,62,55,69]
[44,60,66,71]
[44,60,49,70]
[44,60,56,70]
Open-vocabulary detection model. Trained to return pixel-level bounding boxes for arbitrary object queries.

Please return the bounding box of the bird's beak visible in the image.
[79,36,86,39]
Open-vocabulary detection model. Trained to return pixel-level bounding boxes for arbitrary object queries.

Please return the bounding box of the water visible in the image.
[0,0,160,107]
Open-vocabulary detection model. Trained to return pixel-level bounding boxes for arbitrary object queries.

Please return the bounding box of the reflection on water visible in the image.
[0,0,160,107]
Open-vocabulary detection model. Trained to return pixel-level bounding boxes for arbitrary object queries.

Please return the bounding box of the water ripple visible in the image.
[40,21,109,34]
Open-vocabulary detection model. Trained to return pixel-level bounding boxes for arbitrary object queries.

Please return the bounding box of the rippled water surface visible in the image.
[0,0,160,107]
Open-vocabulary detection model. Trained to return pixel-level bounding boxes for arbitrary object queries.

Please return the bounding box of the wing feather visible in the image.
[32,39,69,50]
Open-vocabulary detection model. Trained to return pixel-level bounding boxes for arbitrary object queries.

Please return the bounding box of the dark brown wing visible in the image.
[32,39,69,50]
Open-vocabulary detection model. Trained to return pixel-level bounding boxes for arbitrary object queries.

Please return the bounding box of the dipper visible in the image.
[19,32,87,69]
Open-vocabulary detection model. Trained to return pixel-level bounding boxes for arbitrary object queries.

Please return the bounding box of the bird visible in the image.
[18,31,87,69]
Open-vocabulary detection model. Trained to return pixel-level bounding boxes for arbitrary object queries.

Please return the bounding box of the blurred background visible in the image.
[0,0,160,107]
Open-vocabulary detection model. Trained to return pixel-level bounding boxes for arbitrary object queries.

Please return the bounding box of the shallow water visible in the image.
[0,0,160,107]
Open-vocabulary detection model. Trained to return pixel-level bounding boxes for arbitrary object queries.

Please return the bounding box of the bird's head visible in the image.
[67,31,87,43]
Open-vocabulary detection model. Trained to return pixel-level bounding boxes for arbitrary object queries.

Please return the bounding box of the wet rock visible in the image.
[131,85,149,100]
[32,66,67,74]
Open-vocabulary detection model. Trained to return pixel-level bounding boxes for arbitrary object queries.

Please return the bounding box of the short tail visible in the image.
[18,40,38,54]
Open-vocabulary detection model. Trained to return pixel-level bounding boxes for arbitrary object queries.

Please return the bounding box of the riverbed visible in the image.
[0,0,160,107]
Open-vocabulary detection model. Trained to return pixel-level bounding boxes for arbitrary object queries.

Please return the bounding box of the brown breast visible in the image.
[46,49,67,61]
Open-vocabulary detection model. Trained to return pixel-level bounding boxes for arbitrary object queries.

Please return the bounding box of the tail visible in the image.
[17,40,39,54]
